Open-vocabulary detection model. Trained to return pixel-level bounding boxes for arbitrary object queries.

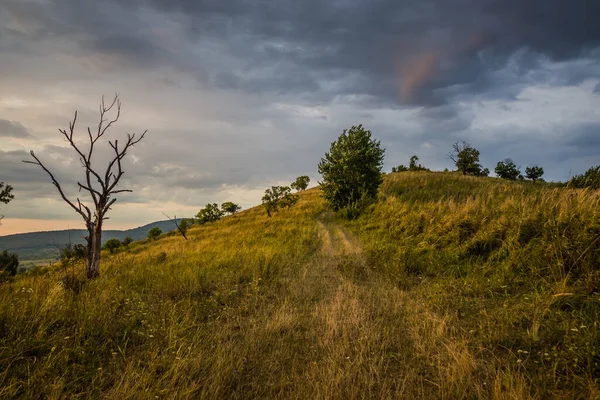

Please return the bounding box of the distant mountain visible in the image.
[0,220,181,261]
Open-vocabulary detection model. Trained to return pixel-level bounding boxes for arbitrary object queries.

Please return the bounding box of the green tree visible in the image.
[392,165,408,173]
[178,219,191,236]
[196,203,224,224]
[291,175,310,192]
[0,250,18,277]
[318,125,385,211]
[495,158,521,180]
[448,141,487,176]
[568,166,600,189]
[525,165,544,183]
[221,202,241,215]
[102,238,121,254]
[147,227,162,240]
[409,155,430,171]
[261,186,299,217]
[122,237,133,247]
[0,182,14,225]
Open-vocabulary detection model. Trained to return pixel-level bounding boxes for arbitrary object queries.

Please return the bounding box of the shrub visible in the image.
[196,203,224,224]
[568,166,600,189]
[0,250,18,277]
[448,141,487,176]
[221,202,241,215]
[147,227,162,240]
[392,165,408,173]
[291,175,310,192]
[122,237,133,247]
[102,238,121,254]
[318,124,385,211]
[262,186,299,217]
[525,165,544,183]
[495,158,521,180]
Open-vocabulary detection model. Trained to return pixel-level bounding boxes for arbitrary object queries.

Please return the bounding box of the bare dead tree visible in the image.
[161,212,188,240]
[23,94,146,279]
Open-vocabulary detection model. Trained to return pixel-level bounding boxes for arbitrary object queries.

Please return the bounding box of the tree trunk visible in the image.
[86,221,102,279]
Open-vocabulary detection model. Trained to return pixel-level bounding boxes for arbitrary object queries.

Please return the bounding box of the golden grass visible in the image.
[0,173,598,398]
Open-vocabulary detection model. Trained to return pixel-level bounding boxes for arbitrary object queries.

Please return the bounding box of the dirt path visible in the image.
[316,212,361,257]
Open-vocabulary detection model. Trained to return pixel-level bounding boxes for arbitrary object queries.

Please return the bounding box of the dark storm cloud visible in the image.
[1,0,600,230]
[2,0,168,67]
[0,119,30,138]
[125,0,600,105]
[4,0,600,106]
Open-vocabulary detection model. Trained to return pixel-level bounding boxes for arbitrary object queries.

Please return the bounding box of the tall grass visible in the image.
[0,173,598,398]
[345,171,600,398]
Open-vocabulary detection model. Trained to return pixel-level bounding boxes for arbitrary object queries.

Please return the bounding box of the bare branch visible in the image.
[162,212,188,240]
[23,151,90,222]
[24,94,145,280]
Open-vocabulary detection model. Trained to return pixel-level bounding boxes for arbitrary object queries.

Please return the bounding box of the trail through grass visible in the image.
[1,174,598,398]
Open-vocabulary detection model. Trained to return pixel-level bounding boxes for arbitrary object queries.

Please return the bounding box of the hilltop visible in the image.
[0,172,598,399]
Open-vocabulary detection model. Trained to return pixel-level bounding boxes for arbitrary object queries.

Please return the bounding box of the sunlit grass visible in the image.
[0,173,598,399]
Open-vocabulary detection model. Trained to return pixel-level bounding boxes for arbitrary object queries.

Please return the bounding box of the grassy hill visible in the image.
[0,172,598,398]
[0,219,182,262]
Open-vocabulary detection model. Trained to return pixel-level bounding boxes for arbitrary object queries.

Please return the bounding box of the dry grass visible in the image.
[0,173,598,398]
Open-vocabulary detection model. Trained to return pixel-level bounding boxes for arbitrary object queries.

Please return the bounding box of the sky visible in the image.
[1,0,599,235]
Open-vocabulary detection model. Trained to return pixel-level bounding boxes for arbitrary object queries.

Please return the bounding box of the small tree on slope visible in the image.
[318,125,385,211]
[448,141,487,176]
[525,165,544,183]
[291,176,310,192]
[495,158,521,181]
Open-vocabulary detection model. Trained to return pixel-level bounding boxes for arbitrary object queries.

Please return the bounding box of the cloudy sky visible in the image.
[1,0,599,235]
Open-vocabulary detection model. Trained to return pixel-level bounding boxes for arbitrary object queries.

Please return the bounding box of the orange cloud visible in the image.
[397,52,440,103]
[395,29,490,104]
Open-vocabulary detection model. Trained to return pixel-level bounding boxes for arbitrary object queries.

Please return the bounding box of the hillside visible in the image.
[0,219,181,262]
[0,173,598,399]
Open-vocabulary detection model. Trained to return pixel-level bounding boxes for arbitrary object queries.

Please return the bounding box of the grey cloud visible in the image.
[5,0,600,107]
[0,119,30,138]
[130,0,600,105]
[1,0,600,231]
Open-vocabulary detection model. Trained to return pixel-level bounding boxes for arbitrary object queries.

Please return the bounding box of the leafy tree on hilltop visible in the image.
[318,125,385,211]
[291,176,310,192]
[147,227,162,241]
[262,186,299,217]
[221,202,241,215]
[0,182,14,226]
[0,250,18,277]
[568,166,600,189]
[448,141,487,176]
[409,155,430,171]
[495,158,521,181]
[196,203,224,224]
[525,165,544,183]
